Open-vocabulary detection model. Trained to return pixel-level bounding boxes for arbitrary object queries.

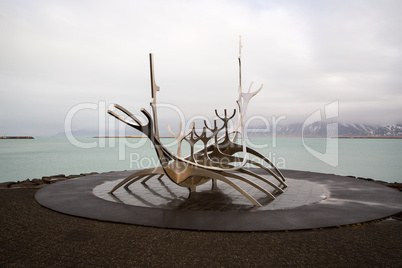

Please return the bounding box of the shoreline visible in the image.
[246,135,402,139]
[337,136,402,139]
[94,135,174,138]
[0,172,99,189]
[0,136,34,139]
[1,170,401,192]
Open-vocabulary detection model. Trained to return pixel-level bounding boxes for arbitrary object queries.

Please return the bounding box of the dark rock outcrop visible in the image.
[0,172,100,189]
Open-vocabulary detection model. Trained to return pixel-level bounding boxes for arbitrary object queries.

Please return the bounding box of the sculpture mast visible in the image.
[238,35,242,98]
[149,53,160,139]
[233,36,243,141]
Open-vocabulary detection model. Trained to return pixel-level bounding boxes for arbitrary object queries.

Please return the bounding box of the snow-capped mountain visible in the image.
[372,125,402,136]
[246,123,402,137]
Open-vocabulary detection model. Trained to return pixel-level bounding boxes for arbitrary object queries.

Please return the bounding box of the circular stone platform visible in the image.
[35,169,402,231]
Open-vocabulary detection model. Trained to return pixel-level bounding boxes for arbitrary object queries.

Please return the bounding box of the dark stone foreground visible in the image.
[1,188,401,267]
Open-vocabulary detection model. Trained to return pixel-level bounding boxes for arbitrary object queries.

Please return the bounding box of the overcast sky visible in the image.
[1,0,401,136]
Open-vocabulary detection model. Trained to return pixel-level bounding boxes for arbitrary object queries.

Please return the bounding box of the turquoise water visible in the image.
[0,137,401,183]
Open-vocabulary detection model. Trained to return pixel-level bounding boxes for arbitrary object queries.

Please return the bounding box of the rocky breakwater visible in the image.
[0,172,99,189]
[1,172,400,192]
[348,176,402,192]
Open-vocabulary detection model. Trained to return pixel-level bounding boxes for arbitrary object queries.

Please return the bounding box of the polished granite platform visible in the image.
[35,169,402,231]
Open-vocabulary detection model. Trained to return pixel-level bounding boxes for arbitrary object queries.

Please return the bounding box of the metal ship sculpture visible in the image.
[108,40,287,207]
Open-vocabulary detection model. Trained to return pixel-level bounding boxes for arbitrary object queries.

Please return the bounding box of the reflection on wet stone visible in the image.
[177,190,253,211]
[93,175,329,212]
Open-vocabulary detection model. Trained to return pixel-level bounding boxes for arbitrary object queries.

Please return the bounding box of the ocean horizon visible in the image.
[0,137,401,184]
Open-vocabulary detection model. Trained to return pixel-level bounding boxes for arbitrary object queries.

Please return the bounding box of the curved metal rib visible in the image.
[109,166,165,194]
[182,166,263,207]
[219,170,276,200]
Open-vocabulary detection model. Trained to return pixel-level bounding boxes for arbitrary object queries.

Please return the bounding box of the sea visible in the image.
[0,137,401,183]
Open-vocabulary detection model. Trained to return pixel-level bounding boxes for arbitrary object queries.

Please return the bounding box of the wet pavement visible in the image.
[35,169,402,231]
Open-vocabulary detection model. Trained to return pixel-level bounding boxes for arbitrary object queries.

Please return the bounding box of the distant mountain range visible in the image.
[59,123,402,138]
[247,123,402,137]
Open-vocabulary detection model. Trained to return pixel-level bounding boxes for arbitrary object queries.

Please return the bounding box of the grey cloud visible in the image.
[0,0,401,136]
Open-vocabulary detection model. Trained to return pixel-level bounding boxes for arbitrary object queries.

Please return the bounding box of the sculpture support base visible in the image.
[35,169,402,231]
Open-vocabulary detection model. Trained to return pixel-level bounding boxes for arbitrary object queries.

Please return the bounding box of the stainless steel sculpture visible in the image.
[108,39,287,207]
